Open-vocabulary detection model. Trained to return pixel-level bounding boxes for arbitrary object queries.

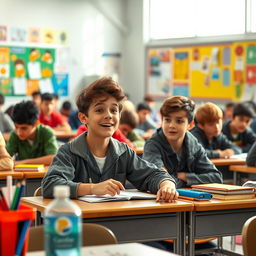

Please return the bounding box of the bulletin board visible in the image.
[146,40,256,101]
[0,45,69,96]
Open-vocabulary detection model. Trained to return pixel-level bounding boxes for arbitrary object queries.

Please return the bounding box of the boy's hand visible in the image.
[156,180,178,202]
[177,172,187,182]
[216,149,234,158]
[91,179,125,196]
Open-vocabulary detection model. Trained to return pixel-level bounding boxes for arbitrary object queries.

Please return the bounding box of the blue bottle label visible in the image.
[44,215,81,256]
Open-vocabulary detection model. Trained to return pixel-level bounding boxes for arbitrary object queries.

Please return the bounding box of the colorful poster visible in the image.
[58,30,68,45]
[43,29,55,44]
[247,45,256,65]
[173,52,189,80]
[10,27,26,42]
[222,47,231,65]
[0,26,7,41]
[28,28,41,43]
[246,65,256,84]
[52,73,68,96]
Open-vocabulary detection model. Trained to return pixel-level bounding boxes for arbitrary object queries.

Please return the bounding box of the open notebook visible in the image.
[79,190,156,203]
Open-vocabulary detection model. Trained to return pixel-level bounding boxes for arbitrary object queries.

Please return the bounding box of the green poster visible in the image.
[247,45,256,65]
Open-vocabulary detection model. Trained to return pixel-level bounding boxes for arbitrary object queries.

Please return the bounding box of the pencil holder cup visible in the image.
[0,204,36,256]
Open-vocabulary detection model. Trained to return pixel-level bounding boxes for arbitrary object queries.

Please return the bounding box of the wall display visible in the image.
[146,40,256,101]
[0,45,68,96]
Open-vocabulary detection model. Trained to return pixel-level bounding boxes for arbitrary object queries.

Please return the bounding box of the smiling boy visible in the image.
[42,77,178,200]
[6,101,58,165]
[143,96,222,188]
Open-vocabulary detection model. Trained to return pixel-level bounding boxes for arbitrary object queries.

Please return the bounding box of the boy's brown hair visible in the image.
[195,102,223,125]
[160,96,195,123]
[76,77,126,115]
[120,110,139,129]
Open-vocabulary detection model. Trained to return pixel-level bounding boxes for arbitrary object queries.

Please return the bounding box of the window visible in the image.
[149,0,253,40]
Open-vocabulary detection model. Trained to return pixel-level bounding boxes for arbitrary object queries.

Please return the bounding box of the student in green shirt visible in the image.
[6,101,58,165]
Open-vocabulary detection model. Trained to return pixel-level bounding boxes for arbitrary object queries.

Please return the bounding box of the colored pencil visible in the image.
[10,183,20,210]
[15,219,31,256]
[14,180,26,210]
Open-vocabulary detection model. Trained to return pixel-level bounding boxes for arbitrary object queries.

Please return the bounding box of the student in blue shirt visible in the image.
[143,96,222,188]
[42,77,178,201]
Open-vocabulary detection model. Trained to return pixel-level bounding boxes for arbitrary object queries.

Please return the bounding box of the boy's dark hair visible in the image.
[160,96,195,123]
[144,94,154,102]
[32,91,41,98]
[137,103,151,112]
[12,101,39,125]
[53,93,59,100]
[62,101,72,111]
[233,102,255,118]
[120,110,139,129]
[225,102,235,109]
[41,93,54,102]
[76,77,126,115]
[195,102,223,125]
[0,93,5,105]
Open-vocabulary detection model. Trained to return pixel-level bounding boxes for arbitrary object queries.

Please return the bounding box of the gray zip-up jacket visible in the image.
[246,141,256,166]
[42,132,175,198]
[143,128,223,187]
[191,125,241,158]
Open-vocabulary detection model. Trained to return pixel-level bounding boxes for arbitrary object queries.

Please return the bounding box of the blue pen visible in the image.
[14,180,26,210]
[15,219,31,256]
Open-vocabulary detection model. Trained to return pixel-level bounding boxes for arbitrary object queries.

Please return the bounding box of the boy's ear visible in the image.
[188,120,195,130]
[197,122,204,130]
[78,112,88,125]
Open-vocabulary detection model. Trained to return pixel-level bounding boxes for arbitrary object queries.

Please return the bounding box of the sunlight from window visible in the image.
[150,0,246,39]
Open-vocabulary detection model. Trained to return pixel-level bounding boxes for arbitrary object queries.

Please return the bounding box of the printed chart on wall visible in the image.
[146,41,256,101]
[0,46,69,96]
[147,48,172,97]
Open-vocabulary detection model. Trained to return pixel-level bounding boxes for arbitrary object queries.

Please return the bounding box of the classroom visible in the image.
[1,0,256,256]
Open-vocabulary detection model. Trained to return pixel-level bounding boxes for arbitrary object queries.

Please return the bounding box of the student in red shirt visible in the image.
[39,93,71,133]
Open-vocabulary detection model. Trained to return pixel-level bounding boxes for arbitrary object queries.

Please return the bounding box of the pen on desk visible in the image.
[6,175,12,208]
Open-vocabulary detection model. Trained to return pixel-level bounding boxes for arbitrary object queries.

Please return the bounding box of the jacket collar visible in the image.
[69,132,126,161]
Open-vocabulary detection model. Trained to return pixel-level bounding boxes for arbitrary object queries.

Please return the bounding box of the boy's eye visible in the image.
[164,118,170,122]
[111,108,118,113]
[95,108,103,113]
[177,119,184,124]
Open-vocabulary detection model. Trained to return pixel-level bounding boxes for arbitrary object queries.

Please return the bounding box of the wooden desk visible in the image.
[211,158,245,166]
[54,130,76,139]
[27,243,178,256]
[229,165,256,185]
[0,171,23,180]
[187,198,256,256]
[22,196,193,255]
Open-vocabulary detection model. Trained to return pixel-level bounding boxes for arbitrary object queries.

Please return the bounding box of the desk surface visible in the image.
[54,130,76,139]
[211,158,245,166]
[27,243,178,256]
[0,171,23,180]
[22,196,194,218]
[229,165,256,174]
[192,197,256,211]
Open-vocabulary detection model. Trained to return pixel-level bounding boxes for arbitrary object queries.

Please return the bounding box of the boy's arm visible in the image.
[241,129,256,153]
[246,141,256,166]
[5,132,18,156]
[15,154,55,165]
[184,146,223,185]
[219,133,241,154]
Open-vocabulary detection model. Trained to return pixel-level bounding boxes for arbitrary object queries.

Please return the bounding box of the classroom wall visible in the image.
[0,0,128,109]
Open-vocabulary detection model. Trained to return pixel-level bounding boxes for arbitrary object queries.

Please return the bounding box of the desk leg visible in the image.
[188,211,195,256]
[233,172,237,185]
[174,212,186,256]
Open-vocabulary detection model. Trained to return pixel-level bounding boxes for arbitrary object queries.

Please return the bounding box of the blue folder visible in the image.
[177,189,212,200]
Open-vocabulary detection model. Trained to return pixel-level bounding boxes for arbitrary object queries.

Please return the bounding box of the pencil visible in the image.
[10,183,20,210]
[14,180,26,210]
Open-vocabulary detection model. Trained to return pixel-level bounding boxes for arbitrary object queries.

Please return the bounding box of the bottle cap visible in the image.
[54,185,70,198]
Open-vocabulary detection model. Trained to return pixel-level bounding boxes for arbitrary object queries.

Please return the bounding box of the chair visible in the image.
[242,216,256,256]
[33,187,42,196]
[28,223,117,252]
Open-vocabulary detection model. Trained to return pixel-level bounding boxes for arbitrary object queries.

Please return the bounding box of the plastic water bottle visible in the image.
[44,185,82,256]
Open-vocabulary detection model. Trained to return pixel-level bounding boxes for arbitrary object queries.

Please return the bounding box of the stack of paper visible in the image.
[191,183,255,200]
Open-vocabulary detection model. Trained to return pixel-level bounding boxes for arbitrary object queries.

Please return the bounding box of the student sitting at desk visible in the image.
[42,77,178,201]
[222,102,256,153]
[0,131,13,170]
[246,141,256,166]
[39,93,71,133]
[191,102,241,159]
[6,101,58,165]
[143,96,222,188]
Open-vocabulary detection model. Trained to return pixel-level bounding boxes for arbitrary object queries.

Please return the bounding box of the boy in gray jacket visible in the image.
[143,96,222,188]
[42,77,178,201]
